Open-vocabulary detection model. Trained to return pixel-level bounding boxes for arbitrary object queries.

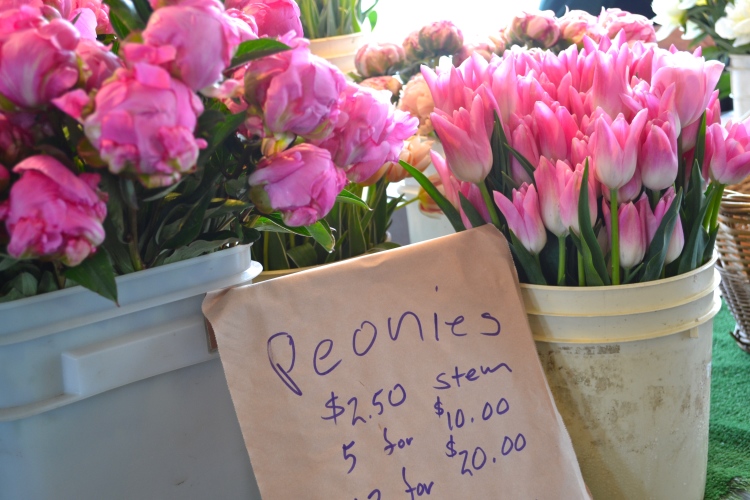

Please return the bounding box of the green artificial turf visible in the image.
[705,301,750,500]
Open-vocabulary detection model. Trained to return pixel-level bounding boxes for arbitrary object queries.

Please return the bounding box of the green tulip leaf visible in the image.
[639,189,683,282]
[459,192,487,228]
[306,219,336,253]
[509,232,547,285]
[399,160,465,232]
[578,161,610,286]
[336,189,371,210]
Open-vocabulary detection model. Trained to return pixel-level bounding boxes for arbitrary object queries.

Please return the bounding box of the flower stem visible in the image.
[610,188,620,285]
[478,181,502,229]
[558,235,566,286]
[128,207,145,272]
[578,250,585,286]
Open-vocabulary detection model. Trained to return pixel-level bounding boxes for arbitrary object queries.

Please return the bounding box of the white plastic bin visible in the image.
[0,245,262,500]
[398,183,456,244]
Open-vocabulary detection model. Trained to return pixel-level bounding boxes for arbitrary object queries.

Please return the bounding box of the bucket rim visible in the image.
[520,254,717,293]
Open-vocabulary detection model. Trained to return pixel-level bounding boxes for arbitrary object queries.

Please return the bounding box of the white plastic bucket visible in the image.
[730,54,750,120]
[0,245,263,500]
[398,184,456,244]
[308,32,367,73]
[522,257,721,500]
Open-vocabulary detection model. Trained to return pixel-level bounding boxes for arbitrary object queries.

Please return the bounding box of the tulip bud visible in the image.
[355,42,405,78]
[640,116,678,191]
[640,188,684,264]
[603,199,647,270]
[494,183,547,255]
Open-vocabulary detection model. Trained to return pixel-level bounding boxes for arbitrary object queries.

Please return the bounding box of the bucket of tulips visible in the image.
[406,28,735,499]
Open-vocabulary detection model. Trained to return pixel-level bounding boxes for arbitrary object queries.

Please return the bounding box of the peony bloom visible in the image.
[315,83,418,183]
[248,144,346,227]
[494,183,547,255]
[398,73,435,135]
[590,109,648,190]
[508,10,560,48]
[402,30,425,62]
[244,36,346,140]
[716,0,750,47]
[431,93,493,184]
[225,0,302,38]
[354,42,405,78]
[371,134,433,184]
[558,9,600,45]
[123,0,251,92]
[76,38,123,91]
[0,18,79,108]
[603,199,646,270]
[597,8,656,44]
[42,0,113,38]
[69,64,207,188]
[360,76,402,100]
[418,20,464,57]
[0,155,106,266]
[640,188,684,264]
[705,121,750,185]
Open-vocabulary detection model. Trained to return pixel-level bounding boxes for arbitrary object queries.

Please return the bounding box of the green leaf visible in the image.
[459,193,487,228]
[0,256,19,272]
[108,10,130,39]
[578,160,611,286]
[206,199,252,219]
[162,189,215,250]
[163,239,237,265]
[131,0,152,23]
[345,207,367,257]
[287,242,319,268]
[639,189,683,282]
[693,112,707,172]
[253,214,313,237]
[103,0,145,34]
[677,183,717,274]
[37,271,59,294]
[506,144,537,182]
[488,111,510,196]
[64,250,118,303]
[336,189,371,210]
[306,219,336,253]
[509,232,547,285]
[228,39,291,70]
[367,10,378,30]
[266,232,290,270]
[142,178,185,202]
[0,288,24,303]
[368,241,400,253]
[103,218,135,274]
[9,272,38,297]
[119,178,138,211]
[197,111,247,167]
[399,160,466,232]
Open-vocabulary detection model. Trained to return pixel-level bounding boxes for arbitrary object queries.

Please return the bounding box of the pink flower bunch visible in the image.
[403,20,464,62]
[420,32,734,284]
[355,42,405,78]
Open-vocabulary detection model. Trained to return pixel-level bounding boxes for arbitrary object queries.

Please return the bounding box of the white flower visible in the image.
[651,0,688,41]
[716,0,750,47]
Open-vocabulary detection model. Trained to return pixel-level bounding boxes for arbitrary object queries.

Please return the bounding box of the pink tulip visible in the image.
[591,108,648,190]
[418,20,464,57]
[651,49,724,130]
[509,10,560,48]
[244,36,346,140]
[354,42,405,78]
[680,90,720,151]
[603,199,646,269]
[598,8,656,44]
[590,41,632,119]
[705,121,750,185]
[639,114,678,191]
[0,18,79,108]
[487,53,519,123]
[534,158,572,237]
[431,149,488,228]
[532,101,578,162]
[225,0,302,38]
[76,38,123,91]
[639,188,684,264]
[123,0,250,92]
[603,164,642,203]
[560,161,598,236]
[0,155,106,266]
[431,93,493,184]
[397,73,434,135]
[70,64,207,187]
[509,120,538,185]
[494,183,547,255]
[421,65,471,115]
[248,144,346,227]
[315,83,418,183]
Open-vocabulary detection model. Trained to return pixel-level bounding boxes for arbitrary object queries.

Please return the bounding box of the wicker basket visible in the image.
[716,187,750,353]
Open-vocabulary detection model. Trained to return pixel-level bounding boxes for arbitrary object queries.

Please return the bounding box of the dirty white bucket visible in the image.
[308,32,367,73]
[398,183,456,244]
[522,257,721,500]
[0,245,263,500]
[730,54,750,119]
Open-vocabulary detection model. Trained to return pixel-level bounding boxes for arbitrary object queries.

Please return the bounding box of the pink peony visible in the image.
[418,20,464,57]
[558,9,601,45]
[402,30,425,62]
[226,0,302,39]
[315,83,418,183]
[243,36,346,140]
[0,5,46,42]
[359,76,402,100]
[43,0,112,36]
[509,10,560,48]
[398,73,435,135]
[0,155,106,266]
[0,18,79,108]
[355,42,405,78]
[368,134,434,184]
[453,41,497,66]
[598,8,656,44]
[71,64,207,188]
[123,0,251,92]
[248,144,346,227]
[76,38,123,91]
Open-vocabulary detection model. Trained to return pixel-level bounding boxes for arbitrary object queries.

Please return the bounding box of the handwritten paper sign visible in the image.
[203,225,588,499]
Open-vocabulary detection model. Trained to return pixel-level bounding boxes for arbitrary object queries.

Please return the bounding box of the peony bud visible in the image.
[354,42,405,78]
